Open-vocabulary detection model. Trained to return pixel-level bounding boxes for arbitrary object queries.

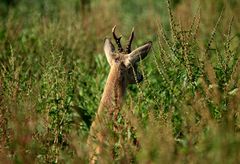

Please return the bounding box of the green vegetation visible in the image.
[0,0,240,163]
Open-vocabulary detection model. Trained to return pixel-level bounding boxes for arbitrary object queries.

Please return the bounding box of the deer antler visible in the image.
[112,25,123,52]
[126,27,134,53]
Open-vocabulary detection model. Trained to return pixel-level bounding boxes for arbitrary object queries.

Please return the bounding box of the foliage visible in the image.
[0,0,240,163]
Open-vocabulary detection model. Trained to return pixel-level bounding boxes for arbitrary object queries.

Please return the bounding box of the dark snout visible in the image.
[136,73,143,83]
[127,70,144,84]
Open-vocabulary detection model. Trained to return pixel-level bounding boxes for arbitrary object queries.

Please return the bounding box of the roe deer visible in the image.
[88,25,152,163]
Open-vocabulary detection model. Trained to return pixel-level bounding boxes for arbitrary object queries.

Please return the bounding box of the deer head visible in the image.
[104,25,152,84]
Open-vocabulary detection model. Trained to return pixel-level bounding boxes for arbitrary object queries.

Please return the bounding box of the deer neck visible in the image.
[98,63,127,115]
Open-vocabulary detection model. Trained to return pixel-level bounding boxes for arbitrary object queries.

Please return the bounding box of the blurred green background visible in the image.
[0,0,240,163]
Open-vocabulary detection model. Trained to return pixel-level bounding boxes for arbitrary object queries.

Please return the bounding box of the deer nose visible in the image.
[137,74,143,83]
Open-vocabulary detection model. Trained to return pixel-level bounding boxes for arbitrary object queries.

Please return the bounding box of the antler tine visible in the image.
[126,27,134,53]
[112,25,123,52]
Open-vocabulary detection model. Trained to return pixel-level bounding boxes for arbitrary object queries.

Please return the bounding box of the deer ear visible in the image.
[124,41,152,67]
[104,38,115,65]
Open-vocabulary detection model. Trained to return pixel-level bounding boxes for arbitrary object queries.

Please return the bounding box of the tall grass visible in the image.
[0,0,240,163]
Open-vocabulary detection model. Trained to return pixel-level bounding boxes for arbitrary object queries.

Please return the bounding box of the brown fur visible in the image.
[87,27,152,163]
[88,62,128,163]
